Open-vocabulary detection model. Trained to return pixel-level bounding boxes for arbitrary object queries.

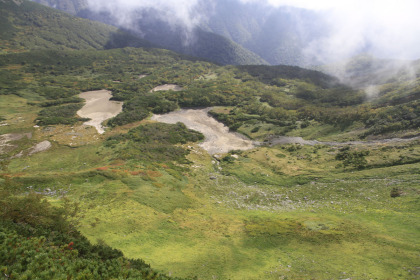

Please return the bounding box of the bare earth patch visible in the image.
[0,133,32,154]
[150,84,183,92]
[28,140,51,155]
[77,90,123,134]
[152,108,255,155]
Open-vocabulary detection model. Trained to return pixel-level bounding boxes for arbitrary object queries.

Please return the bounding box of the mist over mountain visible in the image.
[31,0,420,68]
[28,0,420,88]
[198,1,329,65]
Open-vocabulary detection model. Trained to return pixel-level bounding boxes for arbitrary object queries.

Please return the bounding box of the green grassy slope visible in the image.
[0,0,153,54]
[0,46,419,279]
[31,0,88,15]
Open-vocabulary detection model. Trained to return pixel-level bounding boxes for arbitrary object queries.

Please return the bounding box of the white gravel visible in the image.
[152,108,255,154]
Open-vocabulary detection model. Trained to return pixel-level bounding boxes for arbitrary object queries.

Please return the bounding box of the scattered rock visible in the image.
[28,141,52,155]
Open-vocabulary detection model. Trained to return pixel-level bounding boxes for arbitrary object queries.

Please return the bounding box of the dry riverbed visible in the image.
[152,108,255,154]
[77,90,123,134]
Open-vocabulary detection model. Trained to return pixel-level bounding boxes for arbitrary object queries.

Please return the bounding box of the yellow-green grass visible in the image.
[2,122,419,279]
[0,95,39,134]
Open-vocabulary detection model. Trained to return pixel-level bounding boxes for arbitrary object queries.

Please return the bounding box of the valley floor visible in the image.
[2,94,418,279]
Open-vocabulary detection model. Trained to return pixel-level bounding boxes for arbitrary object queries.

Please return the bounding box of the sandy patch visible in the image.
[77,90,123,134]
[150,84,183,92]
[152,108,255,155]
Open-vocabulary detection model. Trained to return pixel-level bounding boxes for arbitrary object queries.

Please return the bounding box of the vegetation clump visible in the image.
[335,146,370,169]
[106,122,204,163]
[0,191,185,280]
[390,187,402,198]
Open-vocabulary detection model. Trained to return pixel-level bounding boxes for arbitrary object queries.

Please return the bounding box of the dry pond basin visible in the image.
[152,108,255,154]
[77,90,123,134]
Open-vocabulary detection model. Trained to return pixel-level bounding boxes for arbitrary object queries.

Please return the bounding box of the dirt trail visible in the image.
[267,135,420,146]
[77,90,123,134]
[152,108,255,154]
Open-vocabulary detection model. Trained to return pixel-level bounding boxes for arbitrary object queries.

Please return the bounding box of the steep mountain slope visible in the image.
[0,0,153,54]
[31,0,87,15]
[30,0,325,66]
[30,0,268,65]
[199,0,328,66]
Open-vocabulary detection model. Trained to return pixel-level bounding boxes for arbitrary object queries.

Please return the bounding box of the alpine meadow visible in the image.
[0,0,419,279]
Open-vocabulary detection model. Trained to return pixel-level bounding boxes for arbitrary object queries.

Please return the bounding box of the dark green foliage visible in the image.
[237,65,340,88]
[37,96,83,107]
[108,94,178,126]
[106,123,203,163]
[335,146,370,169]
[0,0,152,54]
[127,122,203,145]
[0,192,71,231]
[390,187,402,198]
[221,155,235,163]
[107,108,150,127]
[36,87,79,100]
[0,70,22,95]
[364,100,420,136]
[0,191,187,280]
[36,103,88,125]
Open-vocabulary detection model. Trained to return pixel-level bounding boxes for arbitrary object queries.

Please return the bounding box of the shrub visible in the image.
[335,147,370,169]
[390,187,402,198]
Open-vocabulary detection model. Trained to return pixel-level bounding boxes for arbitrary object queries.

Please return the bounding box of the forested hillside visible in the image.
[0,0,153,54]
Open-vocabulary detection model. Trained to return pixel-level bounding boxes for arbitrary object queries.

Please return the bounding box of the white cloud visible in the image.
[87,0,420,61]
[257,0,420,60]
[87,0,201,29]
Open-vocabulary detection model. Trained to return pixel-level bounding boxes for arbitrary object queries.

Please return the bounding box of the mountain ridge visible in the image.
[0,0,154,54]
[30,0,268,65]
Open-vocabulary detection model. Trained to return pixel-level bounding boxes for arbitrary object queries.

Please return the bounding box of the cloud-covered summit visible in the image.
[85,0,420,63]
